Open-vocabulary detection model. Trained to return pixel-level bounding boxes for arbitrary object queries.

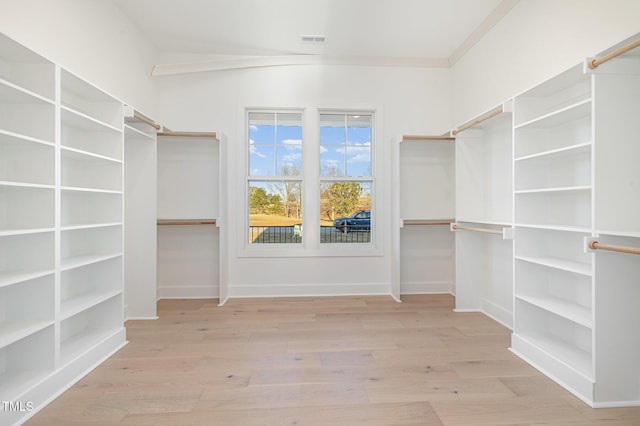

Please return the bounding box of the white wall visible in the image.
[451,0,640,125]
[156,64,451,297]
[0,0,159,116]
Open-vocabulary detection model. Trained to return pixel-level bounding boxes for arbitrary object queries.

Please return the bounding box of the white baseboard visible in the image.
[400,281,454,295]
[157,284,219,299]
[228,282,391,298]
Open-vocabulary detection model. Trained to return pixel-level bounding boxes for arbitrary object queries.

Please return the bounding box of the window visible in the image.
[248,111,302,244]
[319,113,373,244]
[245,109,376,251]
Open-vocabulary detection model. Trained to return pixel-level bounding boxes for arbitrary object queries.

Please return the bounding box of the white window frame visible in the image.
[239,106,383,258]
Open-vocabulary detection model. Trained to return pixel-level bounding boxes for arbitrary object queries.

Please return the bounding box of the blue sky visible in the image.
[249,115,372,179]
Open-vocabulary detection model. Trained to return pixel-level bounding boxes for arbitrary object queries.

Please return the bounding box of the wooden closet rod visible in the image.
[452,224,503,235]
[588,38,640,69]
[404,220,452,226]
[133,110,161,130]
[588,240,640,255]
[158,132,218,138]
[402,135,455,141]
[157,219,217,225]
[451,106,503,136]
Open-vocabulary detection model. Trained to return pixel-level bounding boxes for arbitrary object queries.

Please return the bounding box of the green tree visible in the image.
[249,186,269,213]
[325,182,362,220]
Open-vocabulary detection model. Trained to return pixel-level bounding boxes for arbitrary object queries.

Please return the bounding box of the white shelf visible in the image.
[0,78,53,106]
[60,326,122,366]
[515,185,591,194]
[0,227,55,237]
[515,99,591,130]
[0,369,52,402]
[124,123,156,141]
[60,253,123,271]
[515,223,592,233]
[513,332,593,379]
[61,145,123,164]
[0,33,55,100]
[515,142,592,162]
[0,320,55,349]
[515,255,592,276]
[0,180,55,189]
[61,290,122,321]
[516,295,592,328]
[0,269,54,288]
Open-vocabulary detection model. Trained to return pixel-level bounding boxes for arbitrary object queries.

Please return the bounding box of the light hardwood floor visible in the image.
[27,295,640,425]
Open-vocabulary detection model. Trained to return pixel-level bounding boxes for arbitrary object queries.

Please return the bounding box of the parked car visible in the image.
[333,210,371,233]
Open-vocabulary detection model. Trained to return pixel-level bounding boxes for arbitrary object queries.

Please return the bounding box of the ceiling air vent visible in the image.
[301,34,326,44]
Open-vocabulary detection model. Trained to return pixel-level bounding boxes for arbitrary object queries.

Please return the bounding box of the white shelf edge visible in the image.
[516,295,592,328]
[455,219,513,227]
[0,128,55,147]
[514,98,592,129]
[515,185,592,194]
[60,186,122,194]
[514,224,593,233]
[514,141,592,162]
[0,269,55,288]
[0,180,55,189]
[60,253,123,271]
[61,222,123,232]
[60,145,123,164]
[593,230,640,239]
[124,123,156,141]
[0,320,55,349]
[0,227,55,237]
[0,77,55,105]
[511,332,594,381]
[0,369,54,402]
[515,255,592,276]
[60,290,122,321]
[60,105,123,134]
[60,326,124,367]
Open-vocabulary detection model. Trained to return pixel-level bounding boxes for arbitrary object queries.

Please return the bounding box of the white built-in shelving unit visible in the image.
[156,132,227,302]
[391,135,455,300]
[451,103,514,328]
[510,35,640,407]
[124,107,159,320]
[0,33,126,425]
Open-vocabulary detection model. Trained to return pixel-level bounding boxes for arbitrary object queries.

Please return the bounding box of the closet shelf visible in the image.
[61,290,122,321]
[61,223,123,232]
[513,333,593,380]
[0,78,54,104]
[0,320,54,349]
[0,227,55,237]
[515,223,592,233]
[157,218,217,225]
[61,145,123,164]
[515,255,592,276]
[0,269,54,289]
[124,123,156,141]
[514,142,592,162]
[0,128,55,147]
[60,253,123,272]
[61,186,122,195]
[515,99,591,130]
[517,295,592,328]
[401,218,453,226]
[60,327,123,366]
[515,185,591,194]
[0,180,54,190]
[61,106,122,134]
[0,370,53,402]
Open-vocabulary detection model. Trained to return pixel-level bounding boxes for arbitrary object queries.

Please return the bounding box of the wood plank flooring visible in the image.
[27,295,640,425]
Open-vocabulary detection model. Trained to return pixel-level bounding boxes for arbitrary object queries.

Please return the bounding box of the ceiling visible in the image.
[112,0,519,75]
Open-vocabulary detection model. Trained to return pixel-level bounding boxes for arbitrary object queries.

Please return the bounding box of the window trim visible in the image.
[238,106,383,258]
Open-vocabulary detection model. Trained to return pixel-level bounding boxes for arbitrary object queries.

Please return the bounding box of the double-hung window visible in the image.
[248,111,302,244]
[246,109,375,249]
[319,112,373,244]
